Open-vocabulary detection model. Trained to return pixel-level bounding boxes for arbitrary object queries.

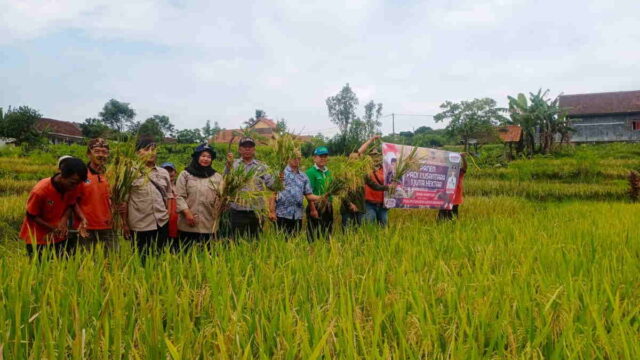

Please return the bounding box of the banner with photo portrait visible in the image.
[382,142,462,210]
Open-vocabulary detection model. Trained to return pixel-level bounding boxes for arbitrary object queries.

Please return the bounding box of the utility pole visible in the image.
[392,113,395,135]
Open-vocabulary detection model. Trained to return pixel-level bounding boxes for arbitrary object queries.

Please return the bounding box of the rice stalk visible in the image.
[210,164,271,231]
[312,155,374,211]
[386,146,421,197]
[106,140,149,231]
[265,133,301,192]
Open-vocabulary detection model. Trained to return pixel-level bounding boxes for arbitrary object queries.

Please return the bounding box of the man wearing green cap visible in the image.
[305,146,333,241]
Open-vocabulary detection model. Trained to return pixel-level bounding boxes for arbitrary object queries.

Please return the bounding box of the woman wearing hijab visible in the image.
[175,144,223,250]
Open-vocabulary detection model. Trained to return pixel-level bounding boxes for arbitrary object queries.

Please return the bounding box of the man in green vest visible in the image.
[305,146,332,241]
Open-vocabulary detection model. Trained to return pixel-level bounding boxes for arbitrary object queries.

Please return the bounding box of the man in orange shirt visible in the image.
[20,157,88,257]
[363,148,393,226]
[75,138,117,251]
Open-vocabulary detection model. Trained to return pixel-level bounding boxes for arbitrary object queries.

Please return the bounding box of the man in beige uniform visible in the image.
[123,137,172,256]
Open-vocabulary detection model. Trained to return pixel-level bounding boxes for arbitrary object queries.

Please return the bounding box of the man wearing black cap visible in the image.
[123,137,172,257]
[225,136,276,240]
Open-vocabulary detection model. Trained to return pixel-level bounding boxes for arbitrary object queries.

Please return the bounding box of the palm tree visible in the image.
[508,89,573,155]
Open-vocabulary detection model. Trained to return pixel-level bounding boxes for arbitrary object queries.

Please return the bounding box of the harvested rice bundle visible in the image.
[264,133,301,192]
[314,155,373,211]
[386,146,421,197]
[106,140,149,232]
[209,164,272,230]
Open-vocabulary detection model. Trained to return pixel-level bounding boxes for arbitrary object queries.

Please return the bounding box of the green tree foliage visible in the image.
[202,120,213,140]
[80,118,110,139]
[326,84,384,154]
[176,128,204,144]
[508,89,572,155]
[382,127,450,148]
[414,126,433,135]
[301,134,328,157]
[326,83,359,138]
[363,100,383,138]
[276,118,287,134]
[99,99,136,132]
[138,117,165,142]
[0,106,45,145]
[147,115,175,137]
[201,120,221,141]
[434,98,507,152]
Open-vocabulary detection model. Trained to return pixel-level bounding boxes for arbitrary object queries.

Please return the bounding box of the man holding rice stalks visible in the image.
[340,135,380,229]
[122,137,173,256]
[175,144,223,249]
[363,147,394,226]
[20,157,87,257]
[73,138,118,251]
[306,146,334,241]
[270,149,321,236]
[225,136,276,240]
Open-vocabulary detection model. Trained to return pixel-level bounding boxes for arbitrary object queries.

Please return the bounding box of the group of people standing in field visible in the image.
[18,134,467,258]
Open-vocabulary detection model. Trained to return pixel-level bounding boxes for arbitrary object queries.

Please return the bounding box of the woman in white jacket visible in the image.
[175,144,223,250]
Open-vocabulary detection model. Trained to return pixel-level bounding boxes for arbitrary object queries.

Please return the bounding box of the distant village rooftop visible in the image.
[559,90,640,117]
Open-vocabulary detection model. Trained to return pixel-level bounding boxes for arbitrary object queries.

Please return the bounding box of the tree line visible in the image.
[1,86,571,157]
[316,84,570,156]
[80,99,221,144]
[0,100,221,145]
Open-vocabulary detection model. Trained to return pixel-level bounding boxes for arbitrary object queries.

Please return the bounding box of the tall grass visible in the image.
[465,178,627,201]
[0,198,639,358]
[2,142,640,358]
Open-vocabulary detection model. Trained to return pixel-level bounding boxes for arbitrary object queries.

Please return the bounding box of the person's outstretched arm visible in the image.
[355,135,381,157]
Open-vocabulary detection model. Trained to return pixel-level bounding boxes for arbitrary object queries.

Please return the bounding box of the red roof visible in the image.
[211,117,278,144]
[559,90,640,116]
[215,129,240,143]
[255,118,277,128]
[296,135,313,142]
[35,118,83,138]
[498,125,522,143]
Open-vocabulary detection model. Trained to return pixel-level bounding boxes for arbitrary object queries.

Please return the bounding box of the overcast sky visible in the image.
[1,0,639,136]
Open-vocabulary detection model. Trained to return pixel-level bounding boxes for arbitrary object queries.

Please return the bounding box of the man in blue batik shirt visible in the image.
[269,150,321,236]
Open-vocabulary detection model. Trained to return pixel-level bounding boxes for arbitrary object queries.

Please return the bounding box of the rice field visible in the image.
[0,143,639,359]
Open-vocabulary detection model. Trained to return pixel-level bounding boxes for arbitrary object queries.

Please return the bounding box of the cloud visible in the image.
[1,0,640,136]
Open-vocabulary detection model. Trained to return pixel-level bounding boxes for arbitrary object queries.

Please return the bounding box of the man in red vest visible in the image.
[363,147,393,226]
